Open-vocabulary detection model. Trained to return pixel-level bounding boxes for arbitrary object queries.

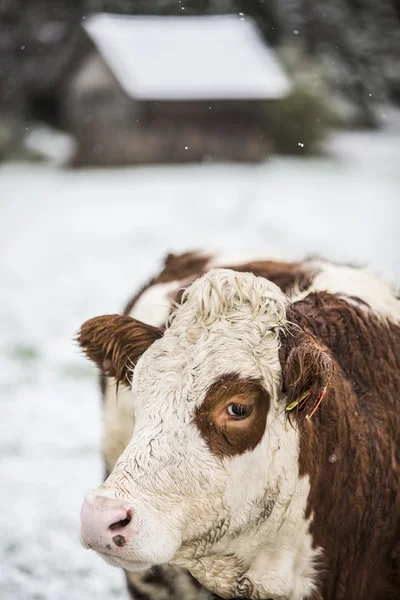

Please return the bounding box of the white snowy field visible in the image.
[0,118,399,600]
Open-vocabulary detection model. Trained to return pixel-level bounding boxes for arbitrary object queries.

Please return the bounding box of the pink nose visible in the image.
[80,495,134,553]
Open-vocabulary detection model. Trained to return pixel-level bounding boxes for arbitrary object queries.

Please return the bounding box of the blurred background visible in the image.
[1,1,399,599]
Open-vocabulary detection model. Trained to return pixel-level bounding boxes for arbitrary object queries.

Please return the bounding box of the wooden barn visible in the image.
[61,14,291,166]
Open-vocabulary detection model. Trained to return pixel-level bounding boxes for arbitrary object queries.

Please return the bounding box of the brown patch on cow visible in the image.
[112,534,126,547]
[227,260,317,296]
[194,374,270,458]
[78,314,163,386]
[157,252,213,284]
[280,292,400,599]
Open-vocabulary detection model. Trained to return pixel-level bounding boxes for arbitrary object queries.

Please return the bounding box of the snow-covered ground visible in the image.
[1,119,399,599]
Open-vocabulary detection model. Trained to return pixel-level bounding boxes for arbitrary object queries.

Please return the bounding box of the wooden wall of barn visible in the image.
[61,53,272,166]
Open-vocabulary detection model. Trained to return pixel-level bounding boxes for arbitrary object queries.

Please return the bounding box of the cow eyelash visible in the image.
[226,403,252,418]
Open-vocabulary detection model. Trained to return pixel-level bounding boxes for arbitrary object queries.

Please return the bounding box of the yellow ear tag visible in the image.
[286,399,299,412]
[286,388,312,412]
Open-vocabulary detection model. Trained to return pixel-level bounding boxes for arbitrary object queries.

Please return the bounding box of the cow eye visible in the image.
[226,403,252,418]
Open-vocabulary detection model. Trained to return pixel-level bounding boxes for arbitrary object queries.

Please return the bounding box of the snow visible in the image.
[1,120,399,599]
[24,125,76,166]
[83,14,291,100]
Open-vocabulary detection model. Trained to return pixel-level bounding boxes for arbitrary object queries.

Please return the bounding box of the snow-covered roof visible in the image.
[83,14,291,101]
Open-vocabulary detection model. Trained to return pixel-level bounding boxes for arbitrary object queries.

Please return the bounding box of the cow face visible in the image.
[79,270,328,599]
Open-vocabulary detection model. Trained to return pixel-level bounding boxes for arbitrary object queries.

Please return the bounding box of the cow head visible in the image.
[78,269,331,599]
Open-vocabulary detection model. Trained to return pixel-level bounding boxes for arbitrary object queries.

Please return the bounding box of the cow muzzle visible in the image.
[80,494,134,555]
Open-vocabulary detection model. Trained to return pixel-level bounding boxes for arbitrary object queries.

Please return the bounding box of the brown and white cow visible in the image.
[78,252,400,600]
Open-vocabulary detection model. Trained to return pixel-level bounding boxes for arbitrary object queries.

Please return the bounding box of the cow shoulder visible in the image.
[292,260,400,322]
[281,291,400,599]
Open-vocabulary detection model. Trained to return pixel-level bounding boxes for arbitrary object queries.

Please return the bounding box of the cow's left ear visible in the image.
[280,334,334,420]
[77,314,163,386]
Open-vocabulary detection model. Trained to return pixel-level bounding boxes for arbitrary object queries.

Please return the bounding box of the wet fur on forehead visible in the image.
[168,268,289,333]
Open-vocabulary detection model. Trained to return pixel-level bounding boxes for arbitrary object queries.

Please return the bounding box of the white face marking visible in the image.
[103,280,184,473]
[103,379,135,474]
[95,269,320,599]
[294,261,400,321]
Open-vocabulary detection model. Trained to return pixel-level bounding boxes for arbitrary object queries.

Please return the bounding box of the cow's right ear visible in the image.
[77,314,163,386]
[280,332,334,421]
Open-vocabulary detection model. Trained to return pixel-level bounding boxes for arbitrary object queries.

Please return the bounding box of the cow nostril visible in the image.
[109,510,132,531]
